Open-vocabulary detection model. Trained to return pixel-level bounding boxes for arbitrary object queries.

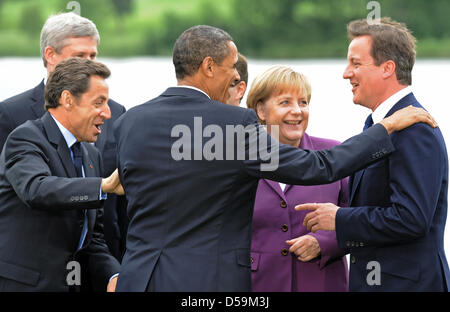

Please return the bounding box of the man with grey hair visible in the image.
[0,12,128,271]
[114,25,435,292]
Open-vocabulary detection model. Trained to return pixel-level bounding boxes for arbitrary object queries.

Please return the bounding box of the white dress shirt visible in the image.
[372,86,412,124]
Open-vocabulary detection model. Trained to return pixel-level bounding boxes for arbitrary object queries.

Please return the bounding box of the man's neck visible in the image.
[371,85,412,124]
[371,83,408,112]
[48,108,71,134]
[177,77,211,99]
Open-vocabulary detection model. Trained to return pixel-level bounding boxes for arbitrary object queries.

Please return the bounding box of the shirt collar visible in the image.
[49,113,78,149]
[175,85,211,99]
[372,86,412,124]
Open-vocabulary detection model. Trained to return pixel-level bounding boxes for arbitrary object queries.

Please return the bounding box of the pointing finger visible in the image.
[295,203,319,211]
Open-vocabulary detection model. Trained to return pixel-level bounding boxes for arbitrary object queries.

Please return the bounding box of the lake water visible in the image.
[1,57,450,259]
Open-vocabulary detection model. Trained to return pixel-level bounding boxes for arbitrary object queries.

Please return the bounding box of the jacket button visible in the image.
[281,248,289,256]
[281,224,289,232]
[280,201,287,208]
[351,256,356,264]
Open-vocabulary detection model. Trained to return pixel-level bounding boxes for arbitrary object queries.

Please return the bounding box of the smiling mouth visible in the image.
[351,82,359,92]
[284,120,302,125]
[94,124,103,133]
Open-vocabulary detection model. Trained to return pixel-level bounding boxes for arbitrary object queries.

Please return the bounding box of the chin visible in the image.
[85,136,98,143]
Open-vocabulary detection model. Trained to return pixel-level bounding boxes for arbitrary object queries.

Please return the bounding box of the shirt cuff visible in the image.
[109,273,119,283]
[99,185,108,200]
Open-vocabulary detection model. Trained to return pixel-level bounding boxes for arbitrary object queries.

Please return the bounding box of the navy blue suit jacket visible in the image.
[337,93,450,291]
[0,112,120,291]
[0,81,128,261]
[114,87,395,292]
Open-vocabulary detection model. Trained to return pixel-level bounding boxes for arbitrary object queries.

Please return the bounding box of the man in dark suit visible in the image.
[0,12,127,262]
[114,25,436,292]
[0,58,123,291]
[299,18,449,291]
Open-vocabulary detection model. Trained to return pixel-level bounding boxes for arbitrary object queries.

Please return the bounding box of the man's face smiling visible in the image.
[212,41,240,103]
[343,35,385,111]
[67,75,111,143]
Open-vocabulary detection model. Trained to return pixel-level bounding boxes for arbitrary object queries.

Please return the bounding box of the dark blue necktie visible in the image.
[71,142,83,177]
[71,142,87,250]
[363,114,374,131]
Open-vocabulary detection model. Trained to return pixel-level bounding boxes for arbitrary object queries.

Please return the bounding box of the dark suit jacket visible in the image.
[113,87,394,292]
[0,112,120,291]
[337,93,450,291]
[0,81,128,261]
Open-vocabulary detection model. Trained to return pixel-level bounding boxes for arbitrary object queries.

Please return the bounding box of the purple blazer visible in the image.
[251,133,349,292]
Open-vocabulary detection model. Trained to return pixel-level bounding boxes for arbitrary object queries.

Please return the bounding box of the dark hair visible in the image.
[45,58,111,110]
[173,25,233,79]
[347,17,416,85]
[236,53,248,85]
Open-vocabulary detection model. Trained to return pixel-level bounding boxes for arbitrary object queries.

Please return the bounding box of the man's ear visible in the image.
[60,90,74,110]
[44,46,58,69]
[382,60,396,79]
[237,81,247,100]
[200,56,215,78]
[256,100,266,122]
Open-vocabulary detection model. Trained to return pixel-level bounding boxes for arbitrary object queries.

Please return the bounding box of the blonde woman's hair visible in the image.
[246,65,311,123]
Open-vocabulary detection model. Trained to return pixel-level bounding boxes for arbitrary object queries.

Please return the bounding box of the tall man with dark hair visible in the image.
[299,17,450,291]
[0,58,123,291]
[0,12,128,262]
[114,24,436,292]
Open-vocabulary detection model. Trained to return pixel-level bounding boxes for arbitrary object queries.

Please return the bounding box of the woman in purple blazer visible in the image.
[246,66,349,292]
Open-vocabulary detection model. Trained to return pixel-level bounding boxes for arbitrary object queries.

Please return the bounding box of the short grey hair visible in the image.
[173,25,233,79]
[40,12,100,68]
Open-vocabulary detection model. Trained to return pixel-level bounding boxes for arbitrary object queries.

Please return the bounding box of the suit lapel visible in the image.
[349,169,365,205]
[263,179,286,200]
[41,112,77,178]
[30,80,46,119]
[349,92,417,205]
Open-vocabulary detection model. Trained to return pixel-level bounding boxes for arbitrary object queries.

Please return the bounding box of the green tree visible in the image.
[111,0,133,16]
[19,2,44,38]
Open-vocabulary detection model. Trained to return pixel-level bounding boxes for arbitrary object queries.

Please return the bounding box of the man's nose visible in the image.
[101,103,111,120]
[343,65,353,79]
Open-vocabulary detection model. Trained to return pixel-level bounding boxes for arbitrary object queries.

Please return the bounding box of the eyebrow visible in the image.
[95,95,107,102]
[277,95,307,101]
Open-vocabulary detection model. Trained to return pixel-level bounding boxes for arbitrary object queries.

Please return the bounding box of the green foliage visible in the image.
[111,0,134,16]
[0,0,449,58]
[19,2,44,37]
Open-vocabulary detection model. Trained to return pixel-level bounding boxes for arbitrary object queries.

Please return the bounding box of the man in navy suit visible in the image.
[0,12,128,263]
[0,58,123,291]
[299,18,449,291]
[114,25,436,292]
